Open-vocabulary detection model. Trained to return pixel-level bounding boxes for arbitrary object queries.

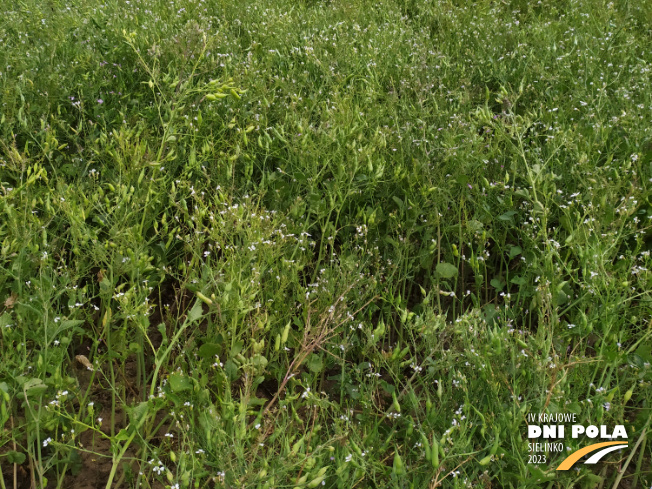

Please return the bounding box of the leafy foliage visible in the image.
[0,0,651,487]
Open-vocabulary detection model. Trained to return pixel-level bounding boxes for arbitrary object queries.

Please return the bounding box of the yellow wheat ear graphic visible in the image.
[556,442,628,470]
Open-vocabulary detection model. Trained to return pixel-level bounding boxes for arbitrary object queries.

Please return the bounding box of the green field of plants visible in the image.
[1,0,651,487]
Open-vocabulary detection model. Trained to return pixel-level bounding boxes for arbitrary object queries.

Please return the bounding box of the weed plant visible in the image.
[0,0,651,488]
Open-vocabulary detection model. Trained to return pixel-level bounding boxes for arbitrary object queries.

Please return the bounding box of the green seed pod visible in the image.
[372,319,385,341]
[304,457,316,470]
[392,391,401,413]
[392,451,405,476]
[421,433,431,461]
[307,475,325,488]
[489,434,500,455]
[437,380,443,399]
[291,436,304,455]
[181,471,191,487]
[281,321,291,344]
[479,454,492,466]
[624,387,634,404]
[431,437,439,469]
[274,334,281,351]
[350,441,362,456]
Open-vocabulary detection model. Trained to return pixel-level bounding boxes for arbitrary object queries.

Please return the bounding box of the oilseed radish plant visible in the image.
[1,0,651,488]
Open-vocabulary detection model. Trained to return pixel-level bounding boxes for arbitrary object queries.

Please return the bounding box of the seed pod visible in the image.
[274,334,281,351]
[350,441,362,456]
[281,321,291,344]
[392,391,401,413]
[421,433,431,461]
[437,380,443,399]
[489,434,500,455]
[196,291,213,306]
[372,319,385,342]
[431,437,439,469]
[307,475,325,488]
[479,454,492,466]
[392,451,405,476]
[291,436,304,455]
[624,387,634,404]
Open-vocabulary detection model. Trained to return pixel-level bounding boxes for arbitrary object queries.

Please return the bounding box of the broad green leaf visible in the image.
[508,246,522,259]
[168,373,192,392]
[436,262,458,279]
[7,451,26,464]
[498,211,517,222]
[198,343,221,359]
[187,300,203,323]
[306,354,323,373]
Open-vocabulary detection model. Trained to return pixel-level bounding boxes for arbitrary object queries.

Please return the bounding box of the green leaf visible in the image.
[198,343,221,359]
[436,262,458,279]
[114,428,130,442]
[168,373,192,392]
[510,276,526,286]
[127,401,150,426]
[251,354,268,369]
[7,451,26,464]
[508,245,522,259]
[224,359,239,381]
[498,211,517,222]
[23,378,47,398]
[306,354,323,373]
[230,340,244,357]
[490,278,504,291]
[186,300,204,324]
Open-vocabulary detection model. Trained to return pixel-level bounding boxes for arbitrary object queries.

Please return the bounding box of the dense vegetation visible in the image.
[1,0,651,487]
